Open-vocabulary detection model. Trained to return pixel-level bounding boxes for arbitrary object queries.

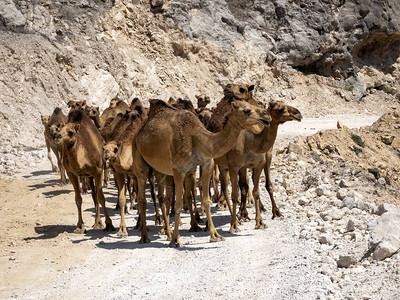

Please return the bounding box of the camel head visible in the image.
[109,97,122,109]
[224,84,255,102]
[67,100,87,111]
[195,94,211,109]
[198,108,213,127]
[103,141,122,167]
[268,101,303,124]
[48,122,65,140]
[254,98,267,109]
[55,122,80,146]
[41,115,50,126]
[230,101,271,128]
[86,106,99,119]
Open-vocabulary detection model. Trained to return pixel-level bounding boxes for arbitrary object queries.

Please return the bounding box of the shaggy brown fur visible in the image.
[56,109,114,233]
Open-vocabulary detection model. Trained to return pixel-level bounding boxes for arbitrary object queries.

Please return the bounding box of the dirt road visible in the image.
[2,114,397,300]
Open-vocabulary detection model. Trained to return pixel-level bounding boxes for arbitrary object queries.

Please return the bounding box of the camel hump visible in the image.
[53,107,62,115]
[149,99,177,112]
[68,109,85,123]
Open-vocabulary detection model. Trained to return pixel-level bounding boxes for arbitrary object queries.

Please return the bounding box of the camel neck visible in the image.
[194,114,243,159]
[255,121,280,154]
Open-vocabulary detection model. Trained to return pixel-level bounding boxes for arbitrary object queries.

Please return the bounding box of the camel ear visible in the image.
[74,124,80,132]
[117,141,123,148]
[231,101,239,109]
[269,101,277,109]
[248,85,255,92]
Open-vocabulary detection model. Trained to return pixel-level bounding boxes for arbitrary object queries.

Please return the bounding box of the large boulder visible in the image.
[368,209,400,261]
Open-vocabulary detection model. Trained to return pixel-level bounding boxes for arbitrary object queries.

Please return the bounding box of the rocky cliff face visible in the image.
[0,0,399,150]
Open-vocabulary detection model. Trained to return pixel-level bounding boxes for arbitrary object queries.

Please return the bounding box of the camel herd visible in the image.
[40,84,302,247]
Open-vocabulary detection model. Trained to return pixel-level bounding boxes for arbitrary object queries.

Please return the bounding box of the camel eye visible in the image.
[239,88,246,93]
[68,131,74,137]
[114,148,118,153]
[244,109,251,115]
[278,108,285,113]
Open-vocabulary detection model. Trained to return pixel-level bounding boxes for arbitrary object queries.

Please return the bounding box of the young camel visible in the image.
[216,100,302,232]
[41,107,68,185]
[55,109,115,233]
[132,99,271,247]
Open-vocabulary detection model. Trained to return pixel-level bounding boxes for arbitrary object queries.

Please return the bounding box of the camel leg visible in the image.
[218,167,233,214]
[114,172,128,236]
[247,170,255,207]
[201,160,224,242]
[185,171,201,232]
[169,171,185,247]
[264,152,282,219]
[89,177,103,229]
[94,174,115,231]
[253,165,266,229]
[238,168,250,221]
[229,168,241,233]
[156,174,172,240]
[67,171,85,233]
[212,164,220,203]
[55,149,67,185]
[134,153,150,243]
[130,175,138,211]
[46,140,58,173]
[148,170,162,225]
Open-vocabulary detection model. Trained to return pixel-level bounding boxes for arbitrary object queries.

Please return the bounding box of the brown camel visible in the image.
[133,99,271,247]
[216,100,302,232]
[67,100,87,112]
[195,94,211,111]
[55,109,114,233]
[103,107,161,236]
[99,97,130,128]
[41,108,68,185]
[86,106,101,128]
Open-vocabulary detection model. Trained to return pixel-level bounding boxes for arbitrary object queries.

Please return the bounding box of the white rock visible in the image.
[336,188,347,200]
[341,196,355,209]
[373,234,400,261]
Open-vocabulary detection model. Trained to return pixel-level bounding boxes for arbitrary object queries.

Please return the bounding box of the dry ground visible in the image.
[1,114,395,300]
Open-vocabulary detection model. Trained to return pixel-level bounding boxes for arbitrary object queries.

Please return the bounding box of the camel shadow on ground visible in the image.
[24,224,76,241]
[23,170,53,179]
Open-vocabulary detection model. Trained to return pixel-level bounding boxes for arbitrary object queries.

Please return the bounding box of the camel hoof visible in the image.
[189,225,202,232]
[158,228,166,235]
[104,223,115,231]
[255,222,267,229]
[117,229,128,237]
[210,234,224,243]
[74,227,86,234]
[139,236,150,244]
[169,239,181,248]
